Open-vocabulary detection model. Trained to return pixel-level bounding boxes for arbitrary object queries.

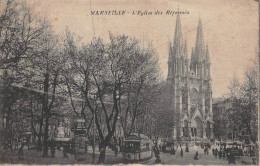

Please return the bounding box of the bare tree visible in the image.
[227,60,258,143]
[0,0,48,151]
[64,32,160,163]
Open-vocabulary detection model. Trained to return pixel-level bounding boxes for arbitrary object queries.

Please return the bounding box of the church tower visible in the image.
[167,14,214,140]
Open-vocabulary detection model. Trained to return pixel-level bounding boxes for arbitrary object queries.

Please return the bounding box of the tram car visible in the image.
[122,134,153,161]
[71,118,89,161]
[226,142,243,157]
[161,141,175,153]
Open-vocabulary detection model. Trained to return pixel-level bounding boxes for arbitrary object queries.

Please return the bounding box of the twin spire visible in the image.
[171,13,187,59]
[168,13,211,79]
[169,13,210,63]
[195,17,204,62]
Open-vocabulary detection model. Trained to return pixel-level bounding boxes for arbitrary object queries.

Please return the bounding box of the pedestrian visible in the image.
[18,141,25,160]
[218,149,222,159]
[180,148,183,158]
[227,152,236,164]
[115,145,118,156]
[185,143,189,152]
[194,151,199,160]
[214,148,218,159]
[206,147,209,155]
[84,141,88,153]
[171,146,175,155]
[222,150,226,159]
[153,145,161,163]
[50,139,55,158]
[204,147,207,155]
[212,148,215,155]
[63,144,68,159]
[239,148,243,157]
[26,137,30,150]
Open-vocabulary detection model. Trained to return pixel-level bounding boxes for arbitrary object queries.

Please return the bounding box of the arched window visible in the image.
[182,89,187,112]
[191,89,199,108]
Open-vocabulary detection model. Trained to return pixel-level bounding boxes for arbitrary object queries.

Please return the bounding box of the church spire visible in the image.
[205,45,210,63]
[190,47,195,70]
[184,40,188,58]
[195,17,204,62]
[173,13,183,57]
[168,42,173,61]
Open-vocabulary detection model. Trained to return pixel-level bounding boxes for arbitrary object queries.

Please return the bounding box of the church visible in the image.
[167,14,214,140]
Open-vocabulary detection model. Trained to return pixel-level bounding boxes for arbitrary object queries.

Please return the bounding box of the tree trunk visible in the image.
[42,117,49,157]
[97,144,106,164]
[37,115,44,151]
[42,73,49,157]
[37,133,42,151]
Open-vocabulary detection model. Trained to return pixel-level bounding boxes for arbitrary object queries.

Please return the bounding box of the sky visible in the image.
[28,0,258,98]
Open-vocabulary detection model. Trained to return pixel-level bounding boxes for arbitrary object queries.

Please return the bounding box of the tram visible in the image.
[226,141,243,157]
[122,134,153,161]
[71,118,89,160]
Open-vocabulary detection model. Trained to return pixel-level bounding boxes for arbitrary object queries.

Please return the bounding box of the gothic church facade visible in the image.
[167,14,214,140]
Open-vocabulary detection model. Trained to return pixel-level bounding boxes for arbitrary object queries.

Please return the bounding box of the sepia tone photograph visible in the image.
[0,0,259,165]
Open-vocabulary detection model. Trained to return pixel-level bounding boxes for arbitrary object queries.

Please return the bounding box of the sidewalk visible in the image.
[0,149,124,165]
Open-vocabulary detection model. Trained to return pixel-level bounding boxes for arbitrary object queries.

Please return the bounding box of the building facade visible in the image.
[212,99,231,141]
[167,14,214,140]
[213,98,258,142]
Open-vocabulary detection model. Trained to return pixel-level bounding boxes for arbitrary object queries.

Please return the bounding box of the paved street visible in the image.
[141,145,252,165]
[1,147,124,165]
[1,144,256,165]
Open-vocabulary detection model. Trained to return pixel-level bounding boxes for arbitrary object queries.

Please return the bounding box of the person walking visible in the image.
[227,152,236,164]
[171,145,175,155]
[180,148,183,158]
[50,139,56,158]
[214,148,218,159]
[218,149,222,159]
[222,149,226,159]
[153,144,161,163]
[114,145,118,156]
[194,151,199,160]
[185,143,189,152]
[63,144,68,159]
[212,148,215,155]
[18,141,25,160]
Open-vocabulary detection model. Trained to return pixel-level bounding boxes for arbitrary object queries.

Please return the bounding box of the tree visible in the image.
[149,81,175,142]
[0,0,48,151]
[65,32,160,163]
[118,41,160,137]
[0,0,46,69]
[227,59,258,142]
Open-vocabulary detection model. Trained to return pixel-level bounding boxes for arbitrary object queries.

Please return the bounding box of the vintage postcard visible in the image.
[0,0,259,165]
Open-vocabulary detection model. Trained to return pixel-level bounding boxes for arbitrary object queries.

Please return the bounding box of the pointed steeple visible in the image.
[205,45,210,63]
[195,17,204,62]
[190,47,195,70]
[167,42,174,79]
[168,42,173,61]
[173,13,183,58]
[184,40,188,58]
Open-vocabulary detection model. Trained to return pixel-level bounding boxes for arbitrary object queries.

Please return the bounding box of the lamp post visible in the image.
[92,110,95,164]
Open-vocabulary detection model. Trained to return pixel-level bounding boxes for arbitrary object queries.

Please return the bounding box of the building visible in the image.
[212,98,231,140]
[213,98,258,142]
[167,14,214,140]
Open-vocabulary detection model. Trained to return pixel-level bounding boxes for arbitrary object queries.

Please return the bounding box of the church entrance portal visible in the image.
[194,117,203,138]
[183,120,189,137]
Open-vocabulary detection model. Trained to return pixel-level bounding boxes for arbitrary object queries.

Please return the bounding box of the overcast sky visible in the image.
[29,0,258,98]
